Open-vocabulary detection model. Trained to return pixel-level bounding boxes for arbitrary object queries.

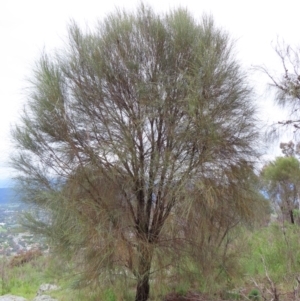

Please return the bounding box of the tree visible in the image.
[261,156,300,224]
[280,140,300,159]
[260,41,300,136]
[11,5,260,300]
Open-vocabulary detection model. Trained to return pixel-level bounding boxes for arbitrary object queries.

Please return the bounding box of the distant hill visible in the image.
[0,188,20,204]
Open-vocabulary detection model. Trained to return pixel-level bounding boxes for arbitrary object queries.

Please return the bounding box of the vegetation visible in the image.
[2,223,300,301]
[261,156,300,224]
[0,253,50,299]
[8,3,300,301]
[260,41,300,140]
[10,4,264,301]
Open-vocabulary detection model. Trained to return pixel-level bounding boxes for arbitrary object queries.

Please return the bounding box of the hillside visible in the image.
[0,188,17,204]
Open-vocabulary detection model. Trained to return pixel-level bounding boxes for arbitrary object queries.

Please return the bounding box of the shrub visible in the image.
[248,288,260,301]
[9,249,42,268]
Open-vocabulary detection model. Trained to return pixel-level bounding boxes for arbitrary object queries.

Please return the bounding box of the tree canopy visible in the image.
[11,5,261,301]
[261,156,300,224]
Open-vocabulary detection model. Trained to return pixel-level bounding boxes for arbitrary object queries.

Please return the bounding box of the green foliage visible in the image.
[262,156,300,182]
[239,223,300,288]
[11,3,261,301]
[3,224,300,300]
[0,254,52,298]
[102,288,117,301]
[293,208,300,217]
[248,288,260,301]
[261,156,300,224]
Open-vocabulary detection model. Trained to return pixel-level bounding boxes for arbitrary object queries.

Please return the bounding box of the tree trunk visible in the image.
[135,273,150,301]
[290,209,295,224]
[135,244,153,301]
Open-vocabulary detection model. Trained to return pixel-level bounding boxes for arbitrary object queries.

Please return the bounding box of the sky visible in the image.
[1,0,300,185]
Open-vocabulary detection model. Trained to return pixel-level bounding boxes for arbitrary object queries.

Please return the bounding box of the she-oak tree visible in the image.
[11,5,261,301]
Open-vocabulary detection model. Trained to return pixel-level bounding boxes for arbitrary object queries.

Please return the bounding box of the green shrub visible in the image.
[248,288,260,301]
[103,288,117,301]
[240,223,300,280]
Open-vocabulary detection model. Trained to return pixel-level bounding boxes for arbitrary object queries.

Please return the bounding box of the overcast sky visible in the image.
[1,0,299,185]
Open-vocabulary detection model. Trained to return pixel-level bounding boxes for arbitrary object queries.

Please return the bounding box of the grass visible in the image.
[240,223,300,280]
[0,255,53,299]
[1,222,300,300]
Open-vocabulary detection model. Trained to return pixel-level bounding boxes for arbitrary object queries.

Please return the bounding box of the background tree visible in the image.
[260,41,300,137]
[11,5,261,300]
[280,140,300,158]
[261,156,300,224]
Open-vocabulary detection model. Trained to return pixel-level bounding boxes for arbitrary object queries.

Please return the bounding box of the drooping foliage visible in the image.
[11,5,261,300]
